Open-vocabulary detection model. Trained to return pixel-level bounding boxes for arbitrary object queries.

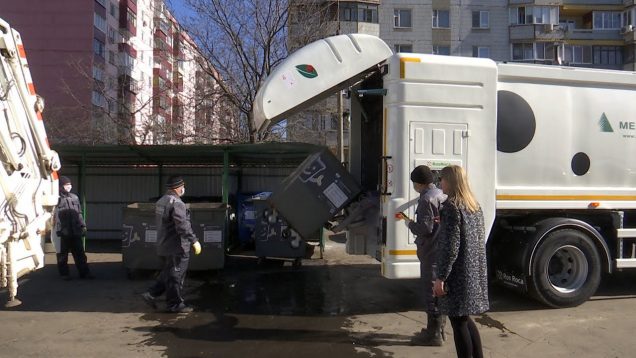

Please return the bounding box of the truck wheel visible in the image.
[529,229,601,308]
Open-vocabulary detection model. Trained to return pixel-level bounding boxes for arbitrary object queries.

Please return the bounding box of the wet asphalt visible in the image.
[138,257,421,357]
[3,239,636,357]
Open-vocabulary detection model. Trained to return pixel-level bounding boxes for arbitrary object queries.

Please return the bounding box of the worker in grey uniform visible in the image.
[397,165,447,346]
[141,175,201,313]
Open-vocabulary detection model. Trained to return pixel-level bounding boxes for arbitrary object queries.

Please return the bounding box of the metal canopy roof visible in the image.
[53,142,324,166]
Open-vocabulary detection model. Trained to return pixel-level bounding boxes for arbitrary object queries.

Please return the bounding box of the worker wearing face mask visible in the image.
[55,176,93,280]
[141,175,201,313]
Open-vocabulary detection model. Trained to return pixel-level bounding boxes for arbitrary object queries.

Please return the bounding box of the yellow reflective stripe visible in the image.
[497,195,636,201]
[389,250,417,256]
[400,57,421,79]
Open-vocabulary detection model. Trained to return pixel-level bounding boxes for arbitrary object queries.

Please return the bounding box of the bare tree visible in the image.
[174,0,337,143]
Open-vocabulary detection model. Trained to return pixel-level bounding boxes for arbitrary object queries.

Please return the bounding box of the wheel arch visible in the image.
[527,217,612,277]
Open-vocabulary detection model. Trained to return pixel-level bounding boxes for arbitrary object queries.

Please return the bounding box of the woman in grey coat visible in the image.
[433,165,489,358]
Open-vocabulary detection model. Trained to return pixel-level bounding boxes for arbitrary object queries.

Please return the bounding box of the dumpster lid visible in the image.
[253,34,393,133]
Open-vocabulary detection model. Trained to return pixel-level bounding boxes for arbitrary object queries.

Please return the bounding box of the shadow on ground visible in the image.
[4,239,636,357]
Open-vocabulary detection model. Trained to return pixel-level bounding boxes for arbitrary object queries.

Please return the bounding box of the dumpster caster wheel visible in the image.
[292,258,302,269]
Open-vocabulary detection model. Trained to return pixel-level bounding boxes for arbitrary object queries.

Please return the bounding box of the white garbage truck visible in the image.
[0,18,60,306]
[253,34,636,307]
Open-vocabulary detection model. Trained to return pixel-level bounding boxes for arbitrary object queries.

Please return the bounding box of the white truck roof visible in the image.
[253,34,392,133]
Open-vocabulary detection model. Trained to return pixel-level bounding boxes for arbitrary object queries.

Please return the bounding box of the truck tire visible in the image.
[529,229,601,308]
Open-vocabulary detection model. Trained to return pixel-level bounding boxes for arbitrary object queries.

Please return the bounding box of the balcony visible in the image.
[565,28,623,41]
[119,75,140,94]
[625,0,636,6]
[510,23,624,42]
[562,0,622,5]
[509,24,565,40]
[623,25,636,42]
[118,65,133,77]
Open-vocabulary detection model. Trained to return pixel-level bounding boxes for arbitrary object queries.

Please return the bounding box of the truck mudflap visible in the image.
[253,34,392,132]
[488,223,533,293]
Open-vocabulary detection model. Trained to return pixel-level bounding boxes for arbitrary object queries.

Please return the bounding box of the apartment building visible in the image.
[287,1,381,159]
[379,0,635,70]
[0,0,222,144]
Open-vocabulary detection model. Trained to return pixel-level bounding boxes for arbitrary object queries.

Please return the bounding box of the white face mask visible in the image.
[179,187,185,197]
[63,184,72,192]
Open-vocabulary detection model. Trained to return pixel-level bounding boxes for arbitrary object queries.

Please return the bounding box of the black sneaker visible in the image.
[141,292,158,309]
[167,304,193,314]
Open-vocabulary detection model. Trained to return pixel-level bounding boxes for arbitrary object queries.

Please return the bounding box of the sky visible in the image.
[166,0,192,23]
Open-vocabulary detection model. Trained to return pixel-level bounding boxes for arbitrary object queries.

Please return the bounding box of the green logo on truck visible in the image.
[296,64,318,79]
[598,113,614,133]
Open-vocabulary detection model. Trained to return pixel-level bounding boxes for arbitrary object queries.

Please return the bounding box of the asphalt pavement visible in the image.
[1,236,636,357]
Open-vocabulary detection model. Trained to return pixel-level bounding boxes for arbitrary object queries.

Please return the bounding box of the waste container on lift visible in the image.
[253,193,317,267]
[268,149,361,239]
[122,202,227,275]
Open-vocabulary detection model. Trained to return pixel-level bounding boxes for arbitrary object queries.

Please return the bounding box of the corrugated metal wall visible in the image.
[59,165,297,240]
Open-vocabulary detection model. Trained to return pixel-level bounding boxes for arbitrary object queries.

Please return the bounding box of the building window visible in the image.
[473,46,490,58]
[127,9,137,28]
[432,10,450,28]
[509,6,558,25]
[93,38,105,58]
[535,42,556,60]
[358,5,378,23]
[472,11,489,28]
[109,50,116,65]
[512,43,534,60]
[622,9,635,27]
[95,0,106,7]
[92,66,104,82]
[94,12,107,34]
[108,27,116,43]
[92,90,106,108]
[433,46,451,55]
[159,19,170,34]
[561,45,592,64]
[340,3,378,23]
[394,44,413,53]
[394,9,412,28]
[593,46,623,65]
[109,2,118,18]
[593,12,621,29]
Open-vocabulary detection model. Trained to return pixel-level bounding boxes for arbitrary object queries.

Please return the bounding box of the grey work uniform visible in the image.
[407,184,446,314]
[148,191,197,311]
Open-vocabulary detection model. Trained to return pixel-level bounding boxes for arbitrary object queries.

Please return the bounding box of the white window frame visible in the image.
[472,11,489,28]
[473,46,490,58]
[432,10,450,28]
[510,6,558,25]
[394,9,412,28]
[593,11,621,30]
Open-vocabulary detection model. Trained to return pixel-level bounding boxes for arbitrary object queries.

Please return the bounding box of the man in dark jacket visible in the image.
[56,176,93,280]
[397,165,447,346]
[141,175,201,313]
